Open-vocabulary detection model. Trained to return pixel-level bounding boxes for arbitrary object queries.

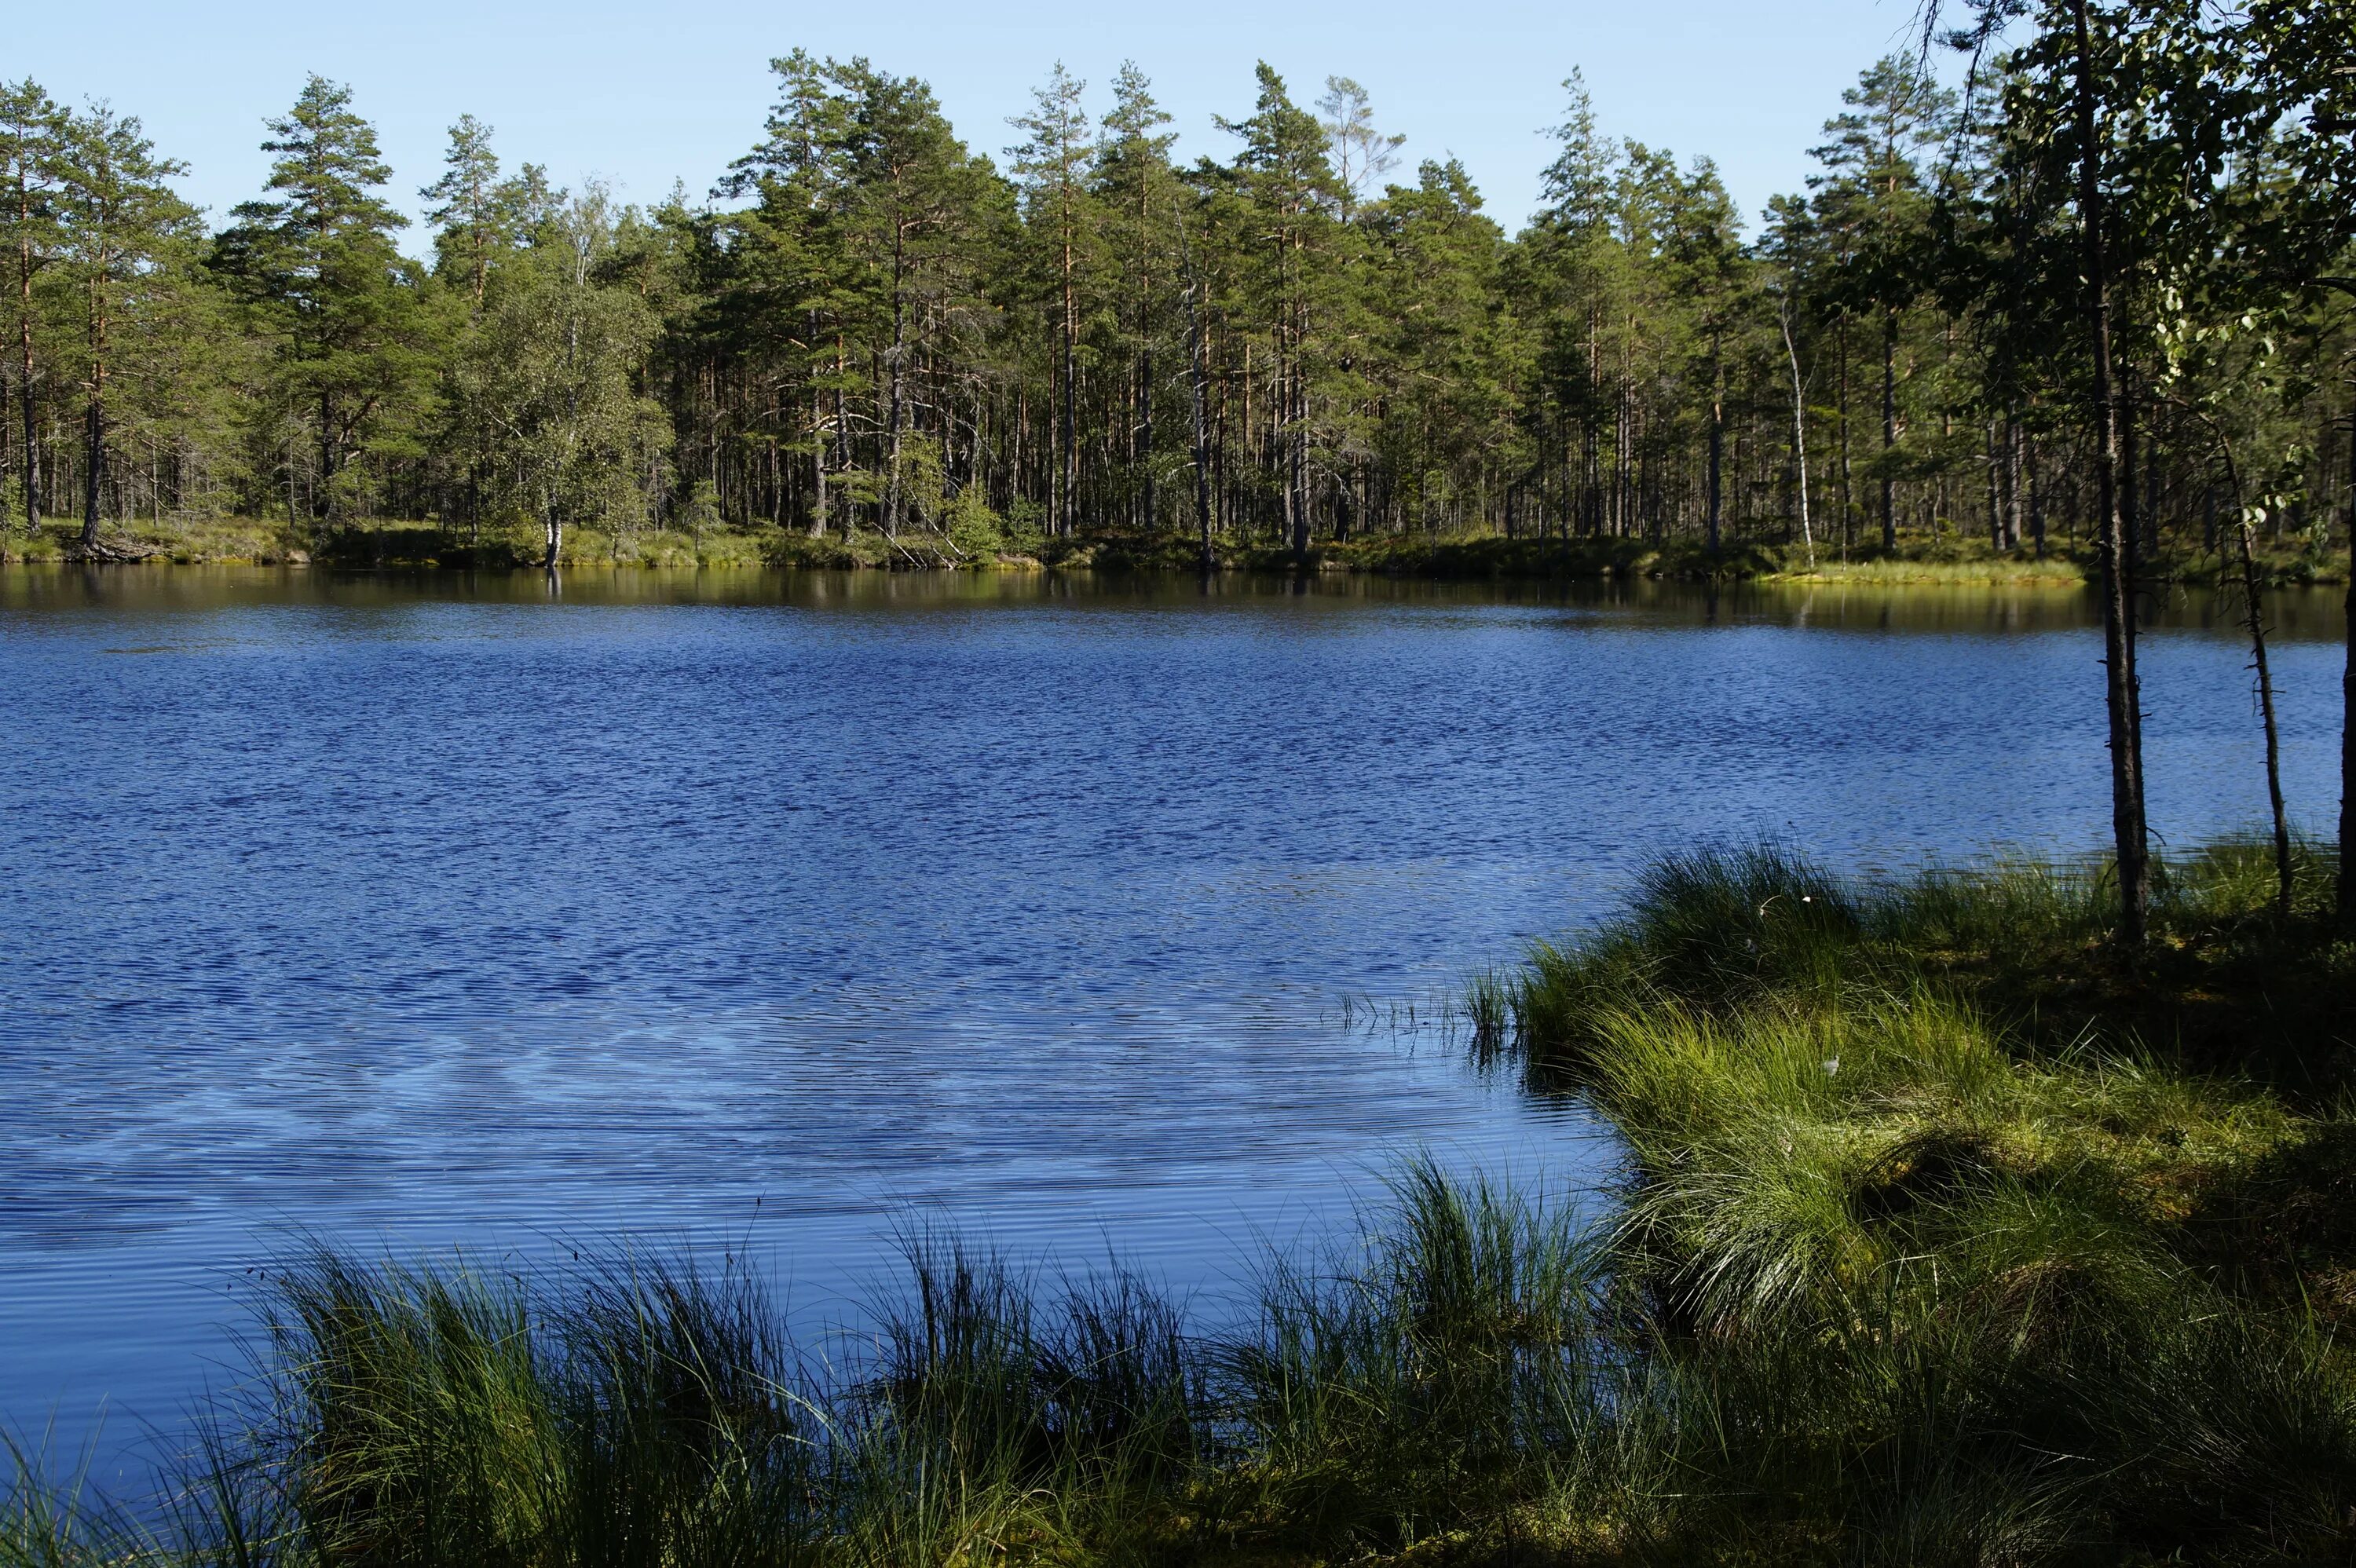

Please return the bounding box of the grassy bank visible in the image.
[0,515,780,570]
[1768,539,2350,588]
[2,514,1742,576]
[1476,838,2356,1560]
[11,841,2356,1565]
[15,513,2347,587]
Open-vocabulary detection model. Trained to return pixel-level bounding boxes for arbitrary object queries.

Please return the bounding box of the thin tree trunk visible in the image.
[809,378,829,539]
[1137,347,1154,529]
[2121,368,2142,565]
[1706,333,1723,557]
[79,284,104,553]
[2340,399,2354,923]
[1061,206,1077,538]
[2239,499,2293,919]
[1880,306,1897,553]
[1586,302,1600,535]
[2004,416,2025,551]
[805,313,831,539]
[1837,314,1853,556]
[318,389,337,531]
[834,338,851,524]
[0,354,12,557]
[884,226,909,540]
[17,203,38,537]
[2211,430,2293,916]
[2028,433,2047,558]
[1781,299,1815,570]
[1138,207,1155,535]
[1985,421,2002,553]
[1176,206,1215,574]
[2072,0,2149,943]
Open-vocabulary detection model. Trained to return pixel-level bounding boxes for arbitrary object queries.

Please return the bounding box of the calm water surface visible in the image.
[0,567,2344,1484]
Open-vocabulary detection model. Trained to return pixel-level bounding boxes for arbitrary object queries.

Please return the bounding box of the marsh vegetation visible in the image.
[9,837,2353,1565]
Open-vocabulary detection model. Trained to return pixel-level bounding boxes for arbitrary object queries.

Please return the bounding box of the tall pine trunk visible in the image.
[1137,181,1156,535]
[1706,331,1723,557]
[2005,417,2025,550]
[1,360,12,557]
[1879,306,1897,553]
[317,388,338,534]
[1176,207,1215,574]
[79,272,104,553]
[1059,212,1077,538]
[1138,309,1154,532]
[1837,314,1853,555]
[17,207,38,537]
[884,227,909,539]
[804,315,830,539]
[808,382,829,539]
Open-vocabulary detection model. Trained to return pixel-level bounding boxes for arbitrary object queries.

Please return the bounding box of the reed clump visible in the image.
[12,837,2356,1564]
[5,1179,1613,1567]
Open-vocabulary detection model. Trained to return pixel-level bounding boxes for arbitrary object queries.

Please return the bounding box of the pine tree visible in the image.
[1096,63,1180,532]
[57,101,196,553]
[1220,63,1344,558]
[214,75,433,532]
[1317,77,1403,220]
[422,115,509,312]
[1809,57,1955,553]
[1521,70,1627,536]
[829,60,1003,538]
[1009,64,1096,536]
[1372,159,1511,537]
[1655,156,1744,553]
[0,80,67,542]
[723,50,858,536]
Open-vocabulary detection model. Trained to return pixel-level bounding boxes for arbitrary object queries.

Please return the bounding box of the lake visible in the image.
[1,565,2344,1489]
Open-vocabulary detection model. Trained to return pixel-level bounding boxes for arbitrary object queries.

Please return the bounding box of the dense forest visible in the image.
[2,0,2351,575]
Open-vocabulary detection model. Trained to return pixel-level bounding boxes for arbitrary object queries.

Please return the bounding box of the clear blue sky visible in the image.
[16,0,1942,249]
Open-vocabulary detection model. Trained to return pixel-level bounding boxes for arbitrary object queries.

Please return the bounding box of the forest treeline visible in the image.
[1,0,2352,573]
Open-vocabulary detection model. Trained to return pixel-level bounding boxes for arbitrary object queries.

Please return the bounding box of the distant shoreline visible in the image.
[5,524,2347,590]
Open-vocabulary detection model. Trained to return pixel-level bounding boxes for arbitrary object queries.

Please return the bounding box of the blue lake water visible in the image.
[0,566,2344,1489]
